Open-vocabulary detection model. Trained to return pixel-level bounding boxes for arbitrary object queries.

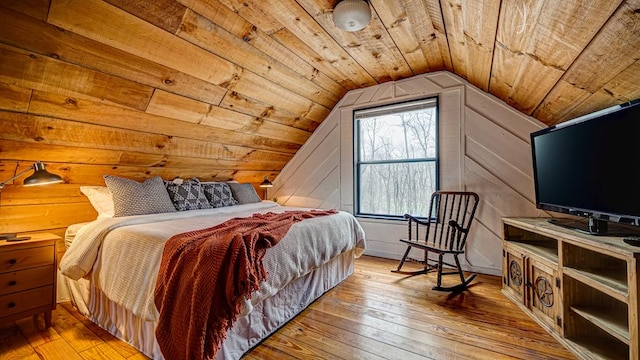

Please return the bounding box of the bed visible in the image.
[59,201,366,359]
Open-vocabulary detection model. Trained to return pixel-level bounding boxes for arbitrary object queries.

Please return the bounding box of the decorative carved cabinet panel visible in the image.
[503,247,526,304]
[502,218,640,360]
[503,244,561,332]
[528,258,560,331]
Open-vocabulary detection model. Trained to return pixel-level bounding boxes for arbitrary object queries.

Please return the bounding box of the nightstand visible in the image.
[0,233,59,328]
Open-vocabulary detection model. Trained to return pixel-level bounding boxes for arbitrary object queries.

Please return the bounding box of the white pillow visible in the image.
[80,186,115,219]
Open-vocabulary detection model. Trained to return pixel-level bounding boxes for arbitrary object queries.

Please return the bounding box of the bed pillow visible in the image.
[79,186,114,219]
[201,182,238,208]
[104,175,177,217]
[165,178,212,211]
[227,183,261,204]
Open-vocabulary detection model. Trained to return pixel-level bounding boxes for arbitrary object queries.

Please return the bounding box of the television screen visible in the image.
[530,99,640,235]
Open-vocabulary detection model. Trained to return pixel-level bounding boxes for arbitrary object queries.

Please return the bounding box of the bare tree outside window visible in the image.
[355,98,438,218]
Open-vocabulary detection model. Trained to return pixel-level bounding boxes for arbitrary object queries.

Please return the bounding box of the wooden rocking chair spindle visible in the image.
[393,191,480,291]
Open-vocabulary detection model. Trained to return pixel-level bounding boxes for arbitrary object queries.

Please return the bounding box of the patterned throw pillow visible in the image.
[202,182,238,208]
[103,175,177,217]
[227,183,261,204]
[165,178,212,211]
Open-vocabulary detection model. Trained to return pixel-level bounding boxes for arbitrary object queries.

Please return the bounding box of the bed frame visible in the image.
[65,250,356,359]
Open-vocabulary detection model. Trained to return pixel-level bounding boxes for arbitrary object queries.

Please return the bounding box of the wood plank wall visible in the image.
[273,72,550,275]
[0,1,329,237]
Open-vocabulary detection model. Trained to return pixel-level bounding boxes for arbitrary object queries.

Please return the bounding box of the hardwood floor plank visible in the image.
[15,314,61,348]
[343,260,573,358]
[0,255,574,360]
[79,343,127,360]
[0,323,40,360]
[50,305,103,353]
[303,307,520,360]
[243,341,303,360]
[256,333,345,360]
[34,338,85,360]
[124,354,150,360]
[340,274,539,324]
[265,320,390,360]
[59,303,140,358]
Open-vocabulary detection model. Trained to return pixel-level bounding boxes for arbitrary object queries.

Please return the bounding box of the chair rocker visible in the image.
[393,191,480,291]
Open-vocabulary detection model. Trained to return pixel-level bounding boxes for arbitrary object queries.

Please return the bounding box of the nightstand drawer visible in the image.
[0,246,54,272]
[0,265,54,295]
[0,285,53,318]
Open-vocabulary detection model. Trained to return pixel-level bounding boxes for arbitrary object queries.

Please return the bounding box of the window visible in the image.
[355,98,438,219]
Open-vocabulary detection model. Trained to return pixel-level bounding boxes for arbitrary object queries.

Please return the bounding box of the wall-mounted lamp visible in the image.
[0,161,63,241]
[333,0,371,32]
[259,176,273,200]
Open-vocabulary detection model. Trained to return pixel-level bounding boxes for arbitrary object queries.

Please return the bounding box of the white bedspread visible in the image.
[60,202,366,321]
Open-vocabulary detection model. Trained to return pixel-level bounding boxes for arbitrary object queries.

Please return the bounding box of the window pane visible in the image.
[358,107,436,162]
[359,162,436,217]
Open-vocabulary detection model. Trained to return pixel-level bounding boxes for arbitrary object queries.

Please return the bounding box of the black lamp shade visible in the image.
[23,162,63,187]
[259,176,273,188]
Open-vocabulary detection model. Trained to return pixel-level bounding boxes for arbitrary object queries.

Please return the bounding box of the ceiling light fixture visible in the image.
[333,0,371,32]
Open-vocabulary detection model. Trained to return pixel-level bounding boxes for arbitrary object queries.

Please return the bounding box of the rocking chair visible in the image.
[393,191,480,291]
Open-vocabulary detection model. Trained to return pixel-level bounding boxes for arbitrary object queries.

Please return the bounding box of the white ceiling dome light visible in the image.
[333,0,371,32]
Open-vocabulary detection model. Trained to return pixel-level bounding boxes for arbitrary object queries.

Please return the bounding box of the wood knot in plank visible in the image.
[219,70,242,89]
[178,21,198,34]
[391,16,407,28]
[66,98,77,106]
[242,26,257,42]
[260,106,275,118]
[310,68,319,80]
[163,78,173,85]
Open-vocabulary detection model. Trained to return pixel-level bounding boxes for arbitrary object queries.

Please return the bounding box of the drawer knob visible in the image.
[8,280,17,286]
[7,302,16,308]
[8,259,17,265]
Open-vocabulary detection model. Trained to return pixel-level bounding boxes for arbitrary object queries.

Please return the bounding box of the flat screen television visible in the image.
[530,99,640,236]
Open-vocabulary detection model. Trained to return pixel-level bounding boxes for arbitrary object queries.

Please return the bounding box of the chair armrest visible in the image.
[404,214,430,226]
[448,219,468,233]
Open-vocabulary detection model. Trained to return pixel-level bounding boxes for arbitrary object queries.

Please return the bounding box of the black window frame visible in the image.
[354,97,440,220]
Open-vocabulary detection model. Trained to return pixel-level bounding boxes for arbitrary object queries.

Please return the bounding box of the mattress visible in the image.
[61,202,365,359]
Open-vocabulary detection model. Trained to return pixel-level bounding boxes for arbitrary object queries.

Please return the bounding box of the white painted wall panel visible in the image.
[275,71,547,275]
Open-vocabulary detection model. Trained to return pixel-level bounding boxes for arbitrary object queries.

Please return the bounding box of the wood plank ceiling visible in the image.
[0,0,639,233]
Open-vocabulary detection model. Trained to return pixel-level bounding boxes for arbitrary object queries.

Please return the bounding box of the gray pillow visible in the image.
[165,178,212,211]
[201,182,238,208]
[103,175,176,217]
[227,183,261,204]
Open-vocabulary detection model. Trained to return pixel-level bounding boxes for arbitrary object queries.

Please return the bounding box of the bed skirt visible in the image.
[65,250,356,359]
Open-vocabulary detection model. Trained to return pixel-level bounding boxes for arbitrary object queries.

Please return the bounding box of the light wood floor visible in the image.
[0,256,576,359]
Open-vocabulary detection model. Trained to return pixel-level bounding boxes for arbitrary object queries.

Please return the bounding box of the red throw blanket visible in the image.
[154,209,338,360]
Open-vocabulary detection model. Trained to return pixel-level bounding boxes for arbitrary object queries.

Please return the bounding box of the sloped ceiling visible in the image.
[1,0,639,233]
[1,0,639,183]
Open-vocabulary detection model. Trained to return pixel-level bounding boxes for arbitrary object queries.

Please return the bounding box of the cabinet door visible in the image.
[528,258,561,332]
[503,246,526,306]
